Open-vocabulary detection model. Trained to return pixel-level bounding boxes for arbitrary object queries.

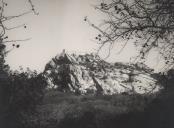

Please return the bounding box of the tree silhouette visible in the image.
[0,1,40,127]
[86,0,174,71]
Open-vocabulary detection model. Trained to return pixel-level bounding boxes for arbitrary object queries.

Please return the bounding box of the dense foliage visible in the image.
[0,1,44,128]
[8,70,47,111]
[23,90,155,128]
[0,69,47,128]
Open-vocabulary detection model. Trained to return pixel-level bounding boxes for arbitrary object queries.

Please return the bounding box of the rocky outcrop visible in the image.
[44,50,161,95]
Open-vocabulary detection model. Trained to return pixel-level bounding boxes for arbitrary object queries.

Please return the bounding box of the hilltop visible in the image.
[43,50,161,95]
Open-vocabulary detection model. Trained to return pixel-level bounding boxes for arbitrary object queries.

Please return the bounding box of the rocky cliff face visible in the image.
[44,50,161,95]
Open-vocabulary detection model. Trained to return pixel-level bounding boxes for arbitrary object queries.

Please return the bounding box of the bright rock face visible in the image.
[44,50,161,95]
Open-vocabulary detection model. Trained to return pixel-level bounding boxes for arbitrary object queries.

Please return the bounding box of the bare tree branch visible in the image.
[86,0,174,71]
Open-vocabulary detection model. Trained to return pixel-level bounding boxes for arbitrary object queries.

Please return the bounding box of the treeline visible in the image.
[0,69,47,128]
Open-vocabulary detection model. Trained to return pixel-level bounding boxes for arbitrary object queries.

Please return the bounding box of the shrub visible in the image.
[1,69,47,128]
[8,69,47,112]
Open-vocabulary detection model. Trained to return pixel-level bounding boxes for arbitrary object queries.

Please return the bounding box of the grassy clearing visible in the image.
[23,90,156,128]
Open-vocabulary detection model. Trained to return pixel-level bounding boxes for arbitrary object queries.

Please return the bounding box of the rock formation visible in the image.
[44,50,161,95]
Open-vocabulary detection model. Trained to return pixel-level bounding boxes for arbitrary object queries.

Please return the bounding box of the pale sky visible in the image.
[4,0,164,72]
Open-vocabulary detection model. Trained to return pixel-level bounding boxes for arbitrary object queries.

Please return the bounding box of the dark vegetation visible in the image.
[15,84,174,128]
[21,90,156,128]
[1,70,47,128]
[0,0,45,128]
[0,0,174,128]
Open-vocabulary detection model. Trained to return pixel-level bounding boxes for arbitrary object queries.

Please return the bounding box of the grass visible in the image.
[23,90,156,128]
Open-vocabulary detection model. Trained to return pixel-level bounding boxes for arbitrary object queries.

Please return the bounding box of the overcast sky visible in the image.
[4,0,164,72]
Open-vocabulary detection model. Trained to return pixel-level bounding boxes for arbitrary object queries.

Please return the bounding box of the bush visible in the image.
[25,90,154,128]
[8,69,47,111]
[1,69,47,128]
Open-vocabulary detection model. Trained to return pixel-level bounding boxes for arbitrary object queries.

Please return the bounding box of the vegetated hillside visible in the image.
[20,51,174,128]
[44,50,161,95]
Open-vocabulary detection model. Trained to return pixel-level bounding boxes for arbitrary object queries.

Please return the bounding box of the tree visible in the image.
[0,1,40,127]
[8,69,47,111]
[85,0,174,71]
